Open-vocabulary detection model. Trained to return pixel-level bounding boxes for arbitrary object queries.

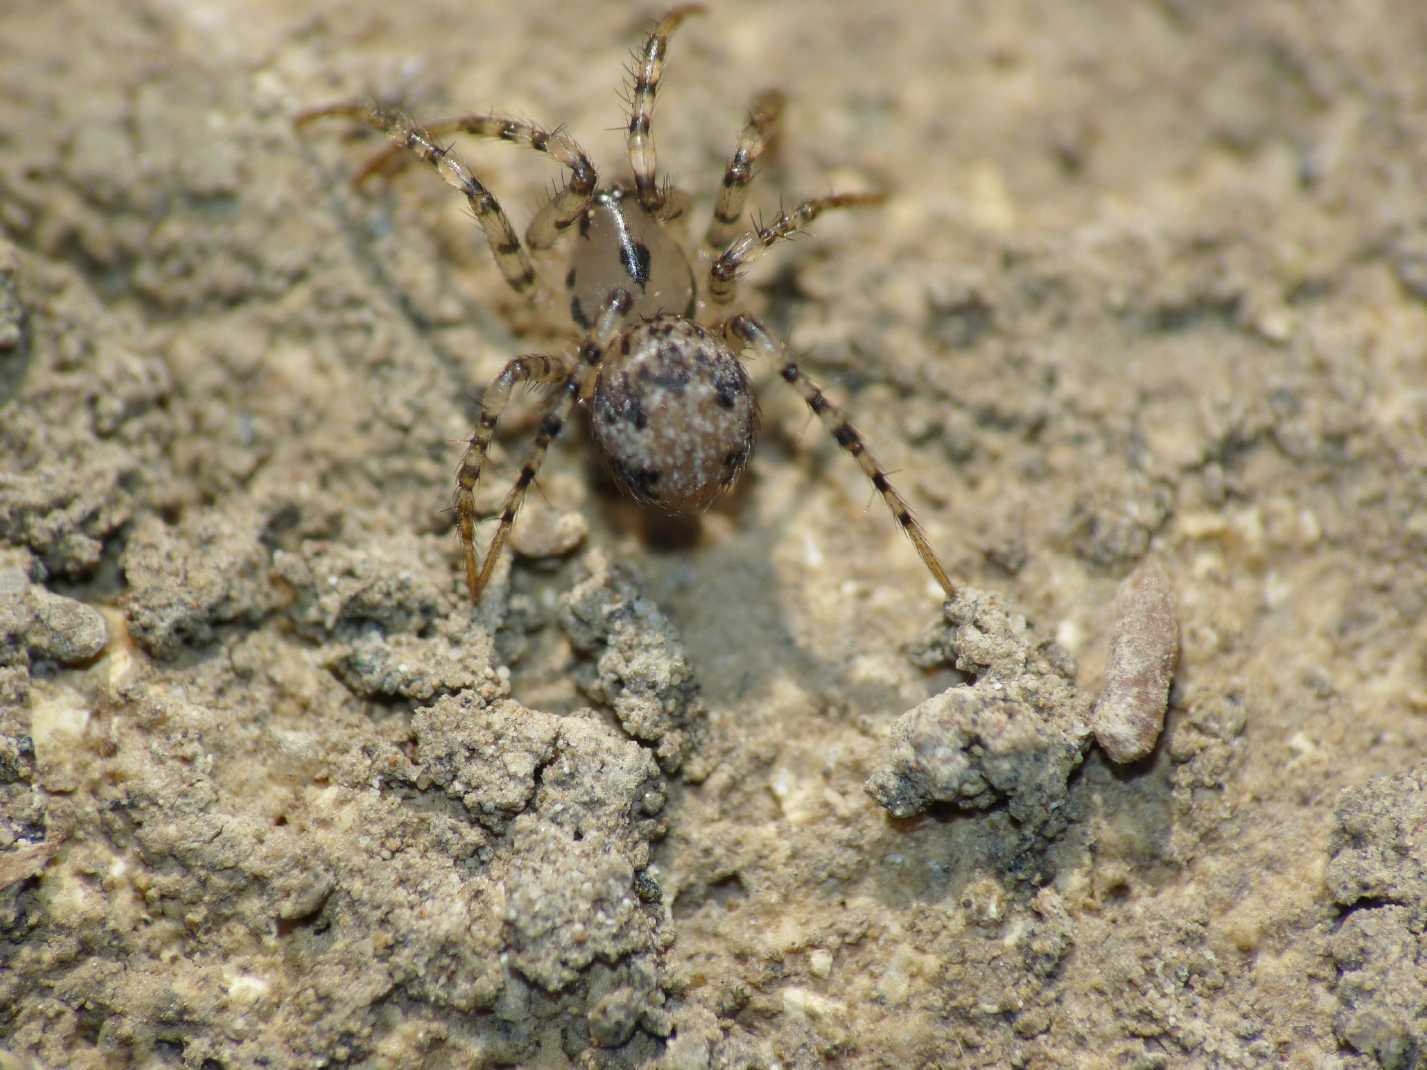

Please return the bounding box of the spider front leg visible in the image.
[295,103,541,297]
[462,289,634,604]
[704,89,786,250]
[627,4,706,213]
[342,113,599,251]
[708,193,884,305]
[724,314,956,599]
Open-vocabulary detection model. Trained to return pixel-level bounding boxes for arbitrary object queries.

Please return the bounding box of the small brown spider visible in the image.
[298,5,955,604]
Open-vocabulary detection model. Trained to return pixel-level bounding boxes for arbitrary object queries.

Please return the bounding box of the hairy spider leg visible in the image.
[724,314,956,599]
[454,352,577,599]
[345,113,599,251]
[296,103,541,296]
[709,193,884,305]
[627,4,706,214]
[705,89,786,250]
[464,289,634,603]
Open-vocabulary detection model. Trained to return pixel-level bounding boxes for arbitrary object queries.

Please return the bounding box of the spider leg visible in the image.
[465,288,634,603]
[340,114,599,252]
[704,89,786,250]
[627,4,706,214]
[295,103,541,297]
[455,352,578,599]
[708,192,883,305]
[724,314,956,599]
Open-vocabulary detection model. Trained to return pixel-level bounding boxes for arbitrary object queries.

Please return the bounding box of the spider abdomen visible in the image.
[591,318,758,512]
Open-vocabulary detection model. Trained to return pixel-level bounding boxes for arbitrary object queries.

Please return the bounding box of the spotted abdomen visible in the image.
[591,318,758,512]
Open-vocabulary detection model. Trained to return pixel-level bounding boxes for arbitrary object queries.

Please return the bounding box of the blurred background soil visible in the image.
[3,0,1427,1067]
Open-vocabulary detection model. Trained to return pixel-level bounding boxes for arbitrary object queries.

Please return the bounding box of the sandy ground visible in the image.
[3,0,1427,1067]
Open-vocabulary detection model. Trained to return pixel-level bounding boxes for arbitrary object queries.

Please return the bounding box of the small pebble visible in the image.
[30,587,111,663]
[509,508,588,560]
[0,568,110,665]
[1093,558,1180,763]
[809,949,833,978]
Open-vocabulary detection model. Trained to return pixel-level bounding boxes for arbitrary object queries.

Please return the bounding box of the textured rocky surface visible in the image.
[3,1,1426,1066]
[866,587,1091,846]
[1327,769,1427,1069]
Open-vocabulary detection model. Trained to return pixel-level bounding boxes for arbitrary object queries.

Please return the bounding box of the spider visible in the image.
[298,4,955,605]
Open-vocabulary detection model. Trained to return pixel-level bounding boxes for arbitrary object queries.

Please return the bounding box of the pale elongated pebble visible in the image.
[1093,558,1179,763]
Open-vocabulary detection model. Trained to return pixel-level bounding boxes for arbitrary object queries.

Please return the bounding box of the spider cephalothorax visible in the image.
[569,187,697,329]
[299,5,955,604]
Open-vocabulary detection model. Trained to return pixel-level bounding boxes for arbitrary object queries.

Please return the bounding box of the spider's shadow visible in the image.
[584,438,754,556]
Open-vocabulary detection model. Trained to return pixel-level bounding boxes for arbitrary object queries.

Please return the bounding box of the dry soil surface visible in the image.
[3,1,1427,1068]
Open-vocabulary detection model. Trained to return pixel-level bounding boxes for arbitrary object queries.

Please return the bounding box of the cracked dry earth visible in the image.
[3,1,1427,1068]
